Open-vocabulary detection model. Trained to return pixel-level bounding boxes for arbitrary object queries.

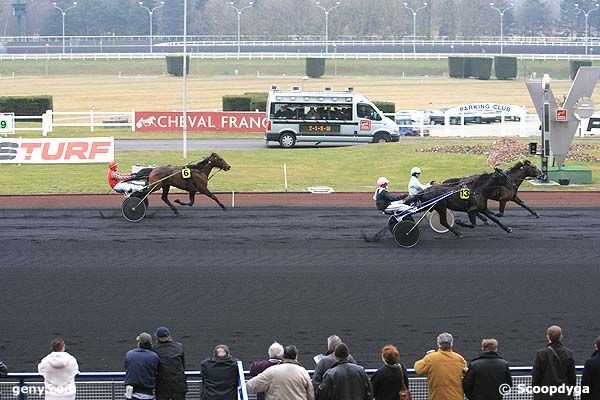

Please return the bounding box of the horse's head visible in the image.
[522,159,543,179]
[202,152,231,171]
[493,167,515,191]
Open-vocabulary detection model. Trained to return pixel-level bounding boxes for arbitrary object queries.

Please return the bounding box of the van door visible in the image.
[356,103,386,142]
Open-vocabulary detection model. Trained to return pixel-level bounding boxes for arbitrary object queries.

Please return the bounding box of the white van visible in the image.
[265,86,400,148]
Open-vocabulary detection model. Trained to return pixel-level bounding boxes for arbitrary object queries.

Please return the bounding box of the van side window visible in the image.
[357,104,382,121]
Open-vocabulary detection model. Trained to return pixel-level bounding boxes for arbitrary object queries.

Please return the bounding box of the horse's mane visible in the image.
[507,161,524,174]
[188,155,212,170]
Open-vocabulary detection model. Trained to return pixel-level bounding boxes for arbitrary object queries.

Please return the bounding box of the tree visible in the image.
[515,0,552,36]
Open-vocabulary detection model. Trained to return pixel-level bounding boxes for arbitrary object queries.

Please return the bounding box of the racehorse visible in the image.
[421,168,515,238]
[488,160,543,217]
[147,153,231,215]
[444,160,542,218]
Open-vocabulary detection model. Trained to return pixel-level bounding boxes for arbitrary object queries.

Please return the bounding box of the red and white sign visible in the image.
[135,111,267,133]
[359,119,372,131]
[0,137,114,164]
[556,108,568,121]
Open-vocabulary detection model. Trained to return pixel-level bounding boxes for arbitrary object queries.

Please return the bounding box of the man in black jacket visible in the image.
[532,325,576,400]
[463,338,512,400]
[317,343,373,400]
[582,336,600,400]
[153,327,187,400]
[200,345,238,400]
[312,335,356,391]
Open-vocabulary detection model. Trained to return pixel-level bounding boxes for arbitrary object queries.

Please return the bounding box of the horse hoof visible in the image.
[456,233,463,239]
[507,228,513,233]
[173,211,179,215]
[495,213,503,217]
[535,214,541,218]
[174,199,182,205]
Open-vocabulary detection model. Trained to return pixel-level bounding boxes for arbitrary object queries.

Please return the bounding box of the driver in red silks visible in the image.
[107,162,145,194]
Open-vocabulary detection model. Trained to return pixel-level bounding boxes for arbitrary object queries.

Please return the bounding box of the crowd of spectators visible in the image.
[1,325,599,400]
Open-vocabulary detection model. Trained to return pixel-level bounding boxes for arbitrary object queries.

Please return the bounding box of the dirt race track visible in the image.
[1,193,599,373]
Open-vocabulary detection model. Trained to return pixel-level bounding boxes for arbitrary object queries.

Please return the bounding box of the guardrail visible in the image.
[2,52,600,62]
[0,366,585,400]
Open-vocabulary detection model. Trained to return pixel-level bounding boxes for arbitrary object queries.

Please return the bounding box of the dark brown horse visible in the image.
[444,160,542,218]
[422,168,515,237]
[488,160,542,217]
[147,153,231,215]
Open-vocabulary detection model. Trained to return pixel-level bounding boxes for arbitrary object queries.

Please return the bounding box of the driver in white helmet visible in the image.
[408,167,434,195]
[374,177,413,212]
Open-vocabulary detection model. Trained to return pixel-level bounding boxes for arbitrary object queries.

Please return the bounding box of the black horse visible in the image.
[421,168,515,238]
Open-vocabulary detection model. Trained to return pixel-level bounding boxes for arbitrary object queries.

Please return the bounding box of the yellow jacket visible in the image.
[414,349,468,400]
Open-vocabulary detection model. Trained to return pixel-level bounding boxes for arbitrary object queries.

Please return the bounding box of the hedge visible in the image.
[306,58,326,78]
[570,60,592,80]
[166,56,190,76]
[222,96,252,111]
[373,101,395,114]
[448,57,466,78]
[469,57,493,80]
[494,56,518,80]
[243,92,268,111]
[0,96,53,116]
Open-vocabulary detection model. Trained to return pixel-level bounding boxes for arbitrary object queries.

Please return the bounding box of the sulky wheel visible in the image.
[121,197,147,223]
[392,220,420,248]
[428,209,455,234]
[388,215,414,233]
[130,190,149,207]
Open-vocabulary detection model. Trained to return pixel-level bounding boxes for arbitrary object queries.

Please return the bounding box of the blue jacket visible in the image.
[124,348,160,395]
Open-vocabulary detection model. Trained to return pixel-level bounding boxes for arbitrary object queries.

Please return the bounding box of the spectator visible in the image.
[37,338,79,400]
[317,343,373,400]
[582,336,600,400]
[249,342,284,400]
[124,332,160,400]
[370,344,410,400]
[414,332,467,400]
[153,327,187,400]
[0,356,7,378]
[532,325,576,400]
[463,338,512,400]
[246,345,314,400]
[312,335,356,390]
[200,345,238,400]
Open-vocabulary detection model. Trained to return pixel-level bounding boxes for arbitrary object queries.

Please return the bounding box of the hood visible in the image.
[47,352,71,368]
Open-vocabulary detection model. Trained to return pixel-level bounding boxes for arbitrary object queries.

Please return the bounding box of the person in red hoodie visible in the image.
[107,162,145,194]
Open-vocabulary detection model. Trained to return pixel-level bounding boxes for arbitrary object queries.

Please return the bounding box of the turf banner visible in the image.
[0,137,114,164]
[135,111,267,132]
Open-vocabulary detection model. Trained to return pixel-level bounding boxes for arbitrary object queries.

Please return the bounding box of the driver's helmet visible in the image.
[376,177,389,188]
[109,161,118,170]
[411,167,422,176]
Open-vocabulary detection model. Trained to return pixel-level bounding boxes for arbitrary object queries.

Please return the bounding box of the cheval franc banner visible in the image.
[0,137,114,164]
[135,111,268,133]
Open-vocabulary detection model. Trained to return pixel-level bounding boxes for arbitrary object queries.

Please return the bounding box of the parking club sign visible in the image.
[0,113,15,135]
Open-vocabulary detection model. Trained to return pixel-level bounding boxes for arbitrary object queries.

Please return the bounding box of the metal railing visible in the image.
[0,366,585,400]
[3,52,600,62]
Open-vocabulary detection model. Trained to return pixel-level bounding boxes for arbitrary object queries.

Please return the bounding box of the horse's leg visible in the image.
[174,180,196,206]
[513,195,540,218]
[481,208,512,233]
[196,186,227,211]
[477,213,490,225]
[160,185,179,215]
[496,200,508,217]
[456,211,477,228]
[437,206,462,238]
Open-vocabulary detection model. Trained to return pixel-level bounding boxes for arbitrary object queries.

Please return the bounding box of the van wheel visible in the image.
[450,117,458,125]
[373,133,391,143]
[279,133,296,148]
[474,117,482,124]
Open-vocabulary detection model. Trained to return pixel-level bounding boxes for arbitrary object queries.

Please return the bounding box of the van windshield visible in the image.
[270,103,353,121]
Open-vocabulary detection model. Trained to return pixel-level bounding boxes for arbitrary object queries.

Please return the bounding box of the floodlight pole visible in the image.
[229,2,254,56]
[183,0,188,159]
[138,1,165,53]
[489,2,514,55]
[52,1,78,54]
[403,2,428,54]
[575,3,600,56]
[315,1,341,53]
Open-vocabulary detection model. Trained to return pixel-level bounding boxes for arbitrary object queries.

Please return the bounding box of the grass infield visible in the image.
[1,138,599,195]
